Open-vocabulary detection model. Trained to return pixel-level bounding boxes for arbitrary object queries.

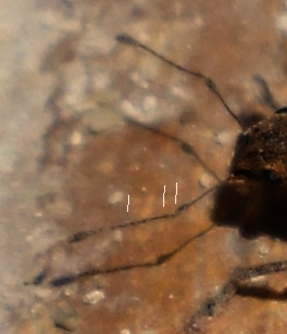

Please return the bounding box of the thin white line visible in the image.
[175,182,178,204]
[163,185,166,207]
[127,194,130,212]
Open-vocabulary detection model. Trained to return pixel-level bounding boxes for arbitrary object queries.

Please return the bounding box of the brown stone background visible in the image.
[3,0,287,333]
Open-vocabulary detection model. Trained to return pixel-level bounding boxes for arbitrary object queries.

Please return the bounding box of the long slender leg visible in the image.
[69,185,217,243]
[30,185,217,286]
[51,225,214,286]
[186,260,287,332]
[116,34,243,128]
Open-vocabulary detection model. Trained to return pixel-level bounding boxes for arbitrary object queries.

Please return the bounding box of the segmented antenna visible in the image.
[116,33,243,128]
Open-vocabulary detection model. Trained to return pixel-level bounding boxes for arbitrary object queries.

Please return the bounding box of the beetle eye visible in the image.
[275,106,287,114]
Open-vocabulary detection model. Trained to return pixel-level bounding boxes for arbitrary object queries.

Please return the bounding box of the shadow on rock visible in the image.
[211,179,287,240]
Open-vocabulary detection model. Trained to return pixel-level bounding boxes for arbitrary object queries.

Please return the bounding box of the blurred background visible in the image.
[2,0,287,333]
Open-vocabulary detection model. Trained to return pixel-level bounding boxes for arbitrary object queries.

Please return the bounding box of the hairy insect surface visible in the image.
[29,34,287,333]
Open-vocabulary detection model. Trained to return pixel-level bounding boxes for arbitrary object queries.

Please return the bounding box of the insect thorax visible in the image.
[230,113,287,184]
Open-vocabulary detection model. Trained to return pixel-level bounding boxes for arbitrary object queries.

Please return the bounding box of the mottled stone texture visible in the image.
[4,0,287,334]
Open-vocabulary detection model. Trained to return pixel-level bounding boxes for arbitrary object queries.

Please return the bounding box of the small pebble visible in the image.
[63,284,78,297]
[214,131,232,146]
[69,130,83,146]
[120,329,132,334]
[82,289,105,305]
[113,230,123,243]
[198,174,213,189]
[108,190,125,205]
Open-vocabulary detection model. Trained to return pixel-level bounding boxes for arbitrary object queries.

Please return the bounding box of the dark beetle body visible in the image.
[213,111,287,240]
[231,112,287,183]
